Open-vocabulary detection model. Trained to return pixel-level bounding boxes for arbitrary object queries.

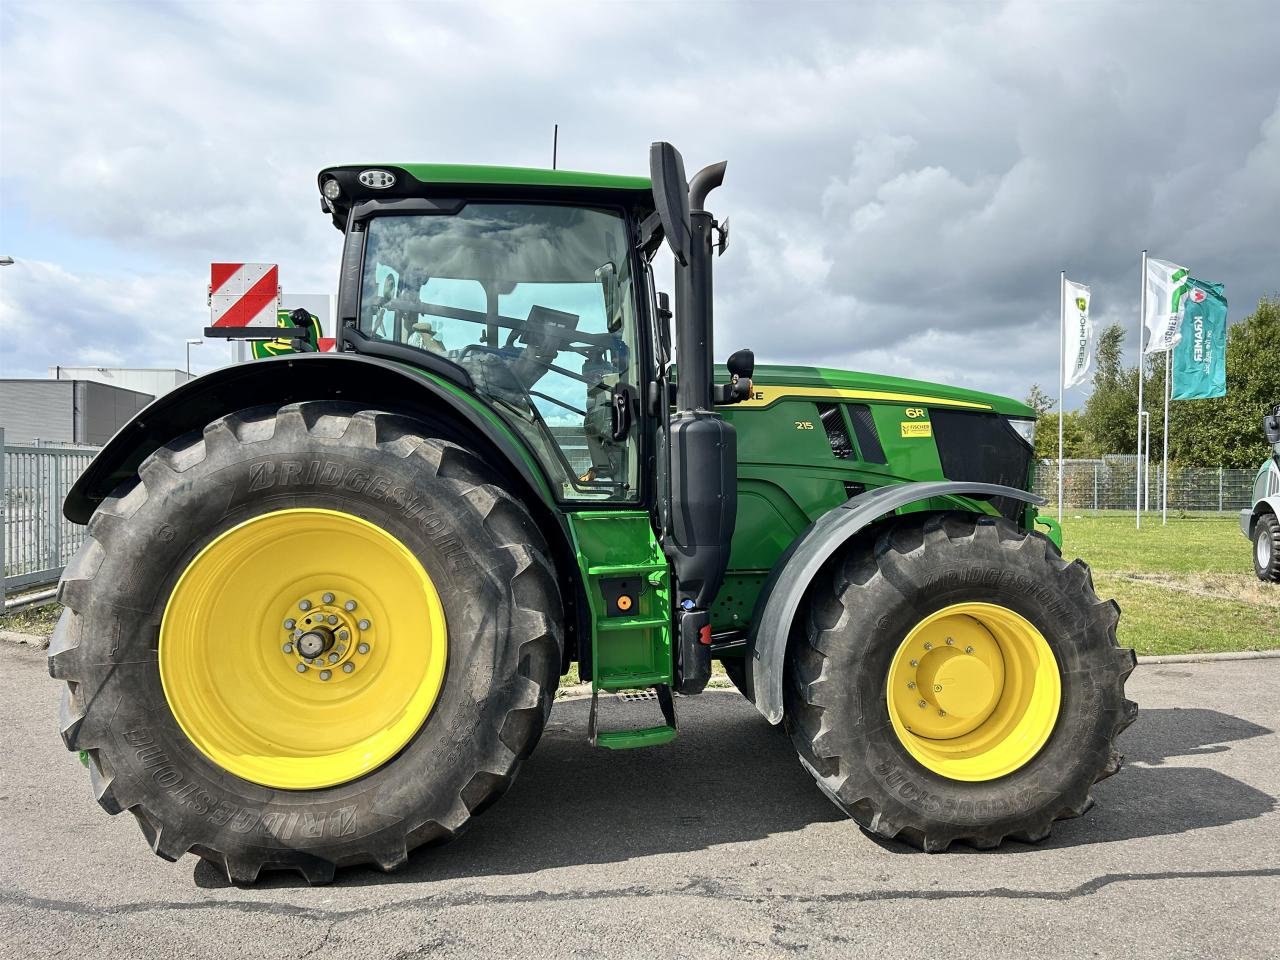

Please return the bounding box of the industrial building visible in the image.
[47,366,193,398]
[0,379,152,445]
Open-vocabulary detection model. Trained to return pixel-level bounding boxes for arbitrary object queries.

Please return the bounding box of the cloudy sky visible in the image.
[2,0,1277,408]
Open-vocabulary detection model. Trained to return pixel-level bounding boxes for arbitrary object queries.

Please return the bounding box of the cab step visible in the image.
[588,684,677,749]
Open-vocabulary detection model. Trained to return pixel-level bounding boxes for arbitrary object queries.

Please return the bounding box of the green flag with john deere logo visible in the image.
[1171,278,1227,400]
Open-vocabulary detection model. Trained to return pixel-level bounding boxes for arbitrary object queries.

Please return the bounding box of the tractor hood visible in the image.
[719,363,1036,419]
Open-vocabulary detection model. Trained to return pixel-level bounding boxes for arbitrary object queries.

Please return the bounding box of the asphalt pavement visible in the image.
[0,644,1276,959]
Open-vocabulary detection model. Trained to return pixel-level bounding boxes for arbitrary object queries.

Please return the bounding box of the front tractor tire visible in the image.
[1252,513,1280,582]
[785,512,1136,852]
[49,402,562,883]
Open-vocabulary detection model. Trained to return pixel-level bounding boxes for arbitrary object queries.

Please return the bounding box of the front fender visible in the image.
[1244,495,1280,538]
[64,352,553,524]
[745,481,1046,724]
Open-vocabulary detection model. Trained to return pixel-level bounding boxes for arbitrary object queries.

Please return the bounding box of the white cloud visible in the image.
[0,259,230,377]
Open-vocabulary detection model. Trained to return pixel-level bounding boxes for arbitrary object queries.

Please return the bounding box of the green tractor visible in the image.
[50,143,1135,882]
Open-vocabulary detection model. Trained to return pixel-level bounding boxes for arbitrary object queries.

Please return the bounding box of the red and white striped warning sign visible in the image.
[209,263,280,328]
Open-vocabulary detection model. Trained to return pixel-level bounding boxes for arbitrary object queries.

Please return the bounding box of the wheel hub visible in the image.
[282,593,373,682]
[885,602,1061,782]
[159,508,447,790]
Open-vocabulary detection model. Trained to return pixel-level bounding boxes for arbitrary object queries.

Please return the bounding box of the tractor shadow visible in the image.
[193,697,1276,887]
[867,705,1276,855]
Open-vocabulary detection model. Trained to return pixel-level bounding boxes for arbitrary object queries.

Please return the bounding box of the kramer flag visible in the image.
[1144,257,1190,353]
[1172,279,1228,400]
[1063,278,1093,388]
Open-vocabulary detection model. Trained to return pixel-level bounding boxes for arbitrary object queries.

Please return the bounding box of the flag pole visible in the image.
[1136,250,1147,529]
[1058,270,1066,523]
[1162,349,1171,524]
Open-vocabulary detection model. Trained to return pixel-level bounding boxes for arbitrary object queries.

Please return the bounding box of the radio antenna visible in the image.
[552,124,558,170]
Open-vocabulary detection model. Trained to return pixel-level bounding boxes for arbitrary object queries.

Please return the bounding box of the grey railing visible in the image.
[1,429,101,603]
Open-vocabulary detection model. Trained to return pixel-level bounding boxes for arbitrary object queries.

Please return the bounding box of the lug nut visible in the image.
[342,662,355,674]
[328,653,339,663]
[945,637,954,646]
[296,663,307,674]
[337,630,350,641]
[938,709,947,717]
[284,618,296,630]
[965,646,974,654]
[917,699,927,709]
[357,642,370,655]
[327,615,338,625]
[923,641,933,650]
[344,600,357,611]
[299,599,312,611]
[320,670,332,681]
[282,642,294,654]
[907,681,916,689]
[934,684,943,693]
[909,659,918,668]
[358,619,370,631]
[322,592,335,604]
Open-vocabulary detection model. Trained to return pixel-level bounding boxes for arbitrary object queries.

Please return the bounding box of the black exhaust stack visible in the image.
[649,143,747,694]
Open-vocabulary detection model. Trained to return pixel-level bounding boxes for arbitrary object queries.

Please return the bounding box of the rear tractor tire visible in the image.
[49,402,562,883]
[785,512,1136,852]
[1252,513,1280,582]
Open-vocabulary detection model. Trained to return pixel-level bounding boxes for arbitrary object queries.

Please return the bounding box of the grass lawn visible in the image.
[5,515,1274,662]
[0,603,61,639]
[1058,514,1278,656]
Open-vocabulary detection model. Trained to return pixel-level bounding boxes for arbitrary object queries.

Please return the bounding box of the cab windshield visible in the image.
[359,203,640,501]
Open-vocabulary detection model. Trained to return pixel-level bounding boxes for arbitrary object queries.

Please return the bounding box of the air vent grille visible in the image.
[847,404,887,463]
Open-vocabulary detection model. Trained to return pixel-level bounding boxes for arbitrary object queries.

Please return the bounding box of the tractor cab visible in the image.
[317,165,661,503]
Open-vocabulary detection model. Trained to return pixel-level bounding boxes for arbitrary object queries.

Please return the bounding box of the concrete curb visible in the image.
[1136,649,1280,665]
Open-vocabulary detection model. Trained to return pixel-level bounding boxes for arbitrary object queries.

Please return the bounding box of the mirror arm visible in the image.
[636,211,664,260]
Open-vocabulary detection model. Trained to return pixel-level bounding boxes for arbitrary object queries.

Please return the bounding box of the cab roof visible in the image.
[317,163,652,230]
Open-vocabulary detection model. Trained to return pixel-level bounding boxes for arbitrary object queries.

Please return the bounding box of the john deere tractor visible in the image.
[50,143,1136,882]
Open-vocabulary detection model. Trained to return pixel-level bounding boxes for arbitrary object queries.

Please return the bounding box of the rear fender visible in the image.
[65,353,552,523]
[745,481,1045,724]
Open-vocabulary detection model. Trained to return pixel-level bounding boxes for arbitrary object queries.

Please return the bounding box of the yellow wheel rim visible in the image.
[885,602,1060,782]
[160,508,447,790]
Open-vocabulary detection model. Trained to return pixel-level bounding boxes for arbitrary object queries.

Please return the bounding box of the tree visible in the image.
[1024,384,1055,416]
[1080,323,1139,455]
[1167,295,1280,467]
[1034,410,1092,461]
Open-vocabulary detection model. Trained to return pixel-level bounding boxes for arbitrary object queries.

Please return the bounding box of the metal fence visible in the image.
[1,429,101,603]
[1033,458,1255,514]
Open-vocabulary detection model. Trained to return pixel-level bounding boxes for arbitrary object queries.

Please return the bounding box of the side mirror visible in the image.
[1264,410,1280,445]
[649,142,692,267]
[595,260,621,332]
